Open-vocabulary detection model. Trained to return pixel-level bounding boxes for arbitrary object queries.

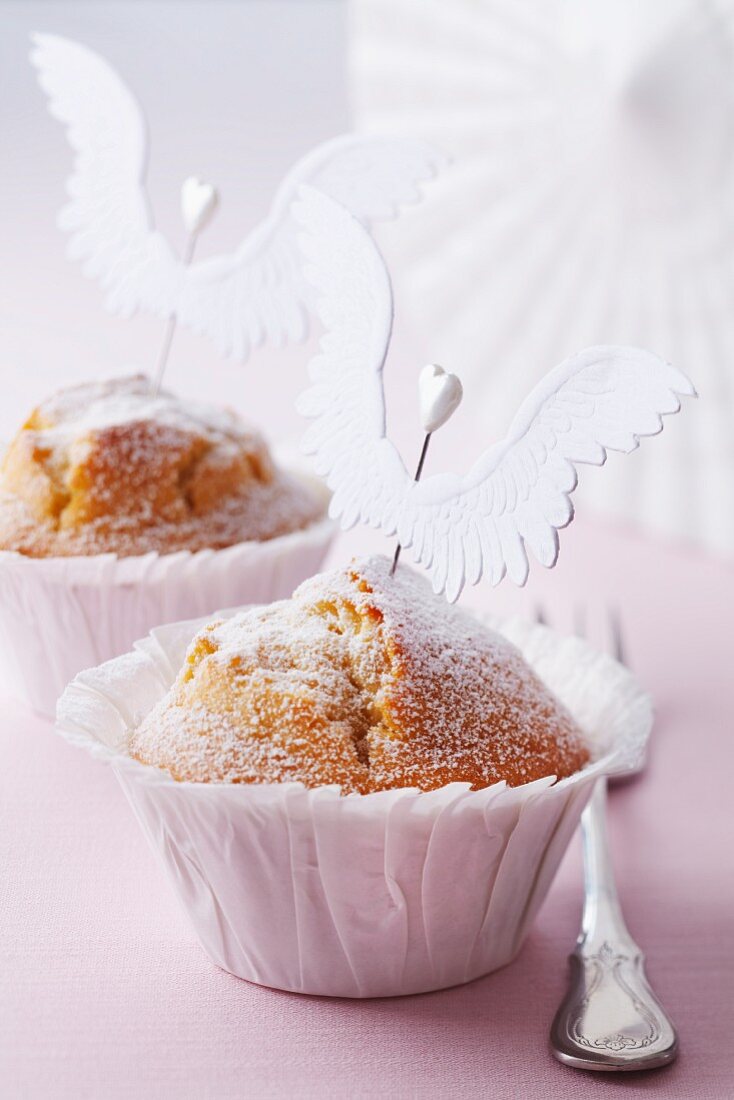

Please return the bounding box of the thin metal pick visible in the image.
[390,431,432,576]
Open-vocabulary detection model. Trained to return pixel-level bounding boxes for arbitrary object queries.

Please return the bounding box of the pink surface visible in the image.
[2,521,733,1099]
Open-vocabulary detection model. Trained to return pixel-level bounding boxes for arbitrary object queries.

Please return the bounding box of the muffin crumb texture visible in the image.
[129,556,590,793]
[0,375,324,557]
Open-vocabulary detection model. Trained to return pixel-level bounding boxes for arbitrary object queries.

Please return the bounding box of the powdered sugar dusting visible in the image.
[129,555,590,793]
[0,375,326,557]
[37,374,242,443]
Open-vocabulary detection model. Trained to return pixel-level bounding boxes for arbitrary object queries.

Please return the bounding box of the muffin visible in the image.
[59,558,647,997]
[0,375,324,557]
[130,556,590,791]
[0,376,333,716]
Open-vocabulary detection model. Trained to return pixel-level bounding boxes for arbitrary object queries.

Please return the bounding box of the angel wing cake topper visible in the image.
[293,187,696,603]
[30,33,444,388]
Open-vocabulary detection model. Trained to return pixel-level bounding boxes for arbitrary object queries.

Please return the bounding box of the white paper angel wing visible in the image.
[31,33,445,361]
[30,33,180,319]
[294,188,696,602]
[172,134,446,360]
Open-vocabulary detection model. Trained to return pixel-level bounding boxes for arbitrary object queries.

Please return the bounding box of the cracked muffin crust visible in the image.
[0,375,325,557]
[129,556,591,793]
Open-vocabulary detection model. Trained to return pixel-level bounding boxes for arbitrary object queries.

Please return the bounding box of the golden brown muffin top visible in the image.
[0,375,325,557]
[129,556,590,793]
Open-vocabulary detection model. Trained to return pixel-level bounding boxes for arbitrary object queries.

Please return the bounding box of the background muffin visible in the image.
[0,375,333,716]
[130,556,590,791]
[0,375,325,557]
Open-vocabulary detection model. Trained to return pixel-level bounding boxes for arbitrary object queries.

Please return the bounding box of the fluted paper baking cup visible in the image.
[0,476,333,717]
[56,611,651,998]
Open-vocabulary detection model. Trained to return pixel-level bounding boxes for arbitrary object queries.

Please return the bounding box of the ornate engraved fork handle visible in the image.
[550,779,678,1071]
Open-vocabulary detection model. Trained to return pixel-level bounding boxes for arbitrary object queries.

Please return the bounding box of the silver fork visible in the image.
[539,604,679,1072]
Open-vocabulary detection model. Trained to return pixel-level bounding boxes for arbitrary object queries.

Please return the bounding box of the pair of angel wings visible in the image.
[30,33,444,362]
[293,188,696,603]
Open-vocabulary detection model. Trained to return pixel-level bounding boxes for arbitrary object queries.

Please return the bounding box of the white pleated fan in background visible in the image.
[349,0,734,554]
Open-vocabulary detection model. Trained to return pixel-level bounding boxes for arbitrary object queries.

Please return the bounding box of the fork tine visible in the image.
[535,602,626,666]
[608,606,626,666]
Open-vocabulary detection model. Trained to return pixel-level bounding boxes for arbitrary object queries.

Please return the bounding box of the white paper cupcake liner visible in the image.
[56,611,651,998]
[0,476,334,716]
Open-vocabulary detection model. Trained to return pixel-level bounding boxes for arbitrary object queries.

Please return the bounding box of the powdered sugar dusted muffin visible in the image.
[129,555,590,792]
[0,375,325,557]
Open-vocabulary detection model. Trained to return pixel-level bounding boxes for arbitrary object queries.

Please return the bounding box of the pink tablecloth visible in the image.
[2,520,733,1099]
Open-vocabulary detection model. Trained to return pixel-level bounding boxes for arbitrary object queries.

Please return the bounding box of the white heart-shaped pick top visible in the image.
[180,177,219,235]
[419,364,463,433]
